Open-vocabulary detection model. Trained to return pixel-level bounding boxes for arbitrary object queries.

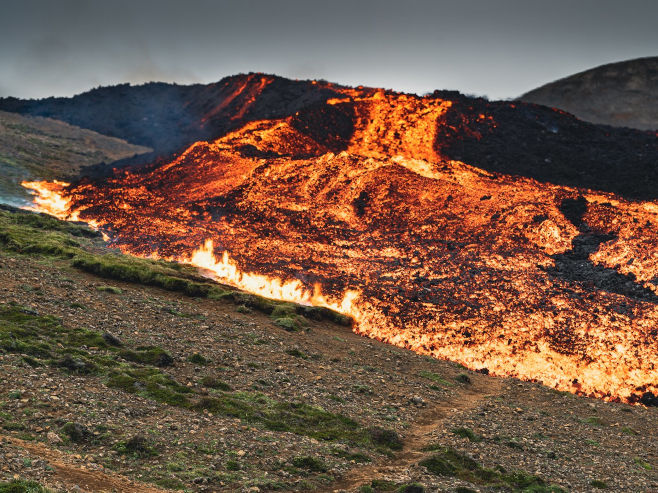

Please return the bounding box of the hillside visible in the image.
[519,57,658,130]
[0,111,150,204]
[0,208,655,492]
[23,81,658,407]
[0,75,355,156]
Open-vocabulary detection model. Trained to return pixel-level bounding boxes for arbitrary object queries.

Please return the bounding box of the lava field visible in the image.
[23,74,658,404]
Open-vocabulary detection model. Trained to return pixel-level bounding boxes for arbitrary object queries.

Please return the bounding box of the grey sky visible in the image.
[0,0,656,100]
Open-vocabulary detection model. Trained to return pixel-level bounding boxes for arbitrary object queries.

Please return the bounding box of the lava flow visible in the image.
[22,78,658,405]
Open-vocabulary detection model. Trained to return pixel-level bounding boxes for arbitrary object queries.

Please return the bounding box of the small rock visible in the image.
[411,396,426,407]
[47,431,63,444]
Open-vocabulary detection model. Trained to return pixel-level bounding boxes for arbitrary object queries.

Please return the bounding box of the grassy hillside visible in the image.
[0,111,150,204]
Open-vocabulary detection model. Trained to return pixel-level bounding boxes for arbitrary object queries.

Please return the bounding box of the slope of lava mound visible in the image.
[24,86,658,404]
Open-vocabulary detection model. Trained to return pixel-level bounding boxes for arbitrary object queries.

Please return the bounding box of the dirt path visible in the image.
[2,435,167,493]
[326,377,504,492]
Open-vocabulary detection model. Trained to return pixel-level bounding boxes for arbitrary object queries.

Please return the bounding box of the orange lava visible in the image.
[22,88,658,404]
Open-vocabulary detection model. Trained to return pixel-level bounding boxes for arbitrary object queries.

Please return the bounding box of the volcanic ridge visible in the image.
[17,73,658,407]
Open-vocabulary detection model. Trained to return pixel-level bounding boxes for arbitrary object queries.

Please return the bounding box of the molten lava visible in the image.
[23,82,658,405]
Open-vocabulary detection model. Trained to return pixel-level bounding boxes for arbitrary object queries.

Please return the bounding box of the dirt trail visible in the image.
[327,377,504,492]
[2,435,167,493]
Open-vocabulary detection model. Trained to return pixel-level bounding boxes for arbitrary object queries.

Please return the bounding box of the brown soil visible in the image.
[2,434,166,493]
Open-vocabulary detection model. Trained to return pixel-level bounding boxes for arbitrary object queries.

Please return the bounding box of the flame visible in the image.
[185,239,360,316]
[19,86,658,405]
[21,180,74,220]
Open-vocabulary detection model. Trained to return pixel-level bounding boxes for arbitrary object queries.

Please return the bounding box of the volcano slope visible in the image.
[24,80,658,408]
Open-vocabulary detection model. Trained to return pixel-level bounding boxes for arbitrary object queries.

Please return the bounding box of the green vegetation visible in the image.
[291,456,327,472]
[194,392,374,445]
[96,285,122,294]
[579,416,604,426]
[418,370,452,387]
[451,427,482,442]
[331,447,371,463]
[187,352,210,365]
[419,447,565,492]
[60,422,90,443]
[107,367,191,406]
[455,373,471,384]
[0,480,49,493]
[359,480,425,492]
[114,434,159,458]
[621,426,638,436]
[368,426,402,450]
[590,480,608,489]
[0,302,192,407]
[199,375,232,391]
[634,457,652,471]
[285,348,308,359]
[0,302,396,452]
[274,316,303,332]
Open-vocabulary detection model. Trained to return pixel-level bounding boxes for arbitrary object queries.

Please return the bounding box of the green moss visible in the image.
[155,478,185,490]
[200,375,232,391]
[579,416,604,426]
[271,304,297,318]
[420,447,565,492]
[634,457,652,470]
[187,352,209,365]
[451,427,482,442]
[369,427,402,450]
[0,480,49,493]
[367,480,398,491]
[60,422,90,443]
[455,373,471,384]
[119,346,173,367]
[107,367,191,407]
[194,392,371,445]
[397,484,425,493]
[291,456,327,472]
[331,447,371,463]
[590,480,608,489]
[274,316,302,332]
[418,370,453,387]
[285,348,308,359]
[96,285,122,294]
[0,209,349,326]
[114,434,159,458]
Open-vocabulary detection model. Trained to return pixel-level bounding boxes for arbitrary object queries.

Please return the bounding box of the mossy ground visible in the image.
[0,302,394,451]
[0,480,48,493]
[419,447,565,492]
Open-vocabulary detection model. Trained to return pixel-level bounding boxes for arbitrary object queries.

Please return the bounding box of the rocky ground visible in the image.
[0,213,656,492]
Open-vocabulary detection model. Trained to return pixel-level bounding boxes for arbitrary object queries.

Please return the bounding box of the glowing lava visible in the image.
[22,86,658,405]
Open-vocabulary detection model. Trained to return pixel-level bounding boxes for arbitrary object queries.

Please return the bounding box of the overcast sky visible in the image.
[0,0,656,100]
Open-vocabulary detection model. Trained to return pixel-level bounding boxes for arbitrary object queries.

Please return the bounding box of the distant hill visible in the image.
[519,57,658,130]
[0,111,150,204]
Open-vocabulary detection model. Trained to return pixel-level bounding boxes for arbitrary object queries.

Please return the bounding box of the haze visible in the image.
[1,0,656,100]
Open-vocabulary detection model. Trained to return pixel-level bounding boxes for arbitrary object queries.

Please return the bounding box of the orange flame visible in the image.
[185,239,360,317]
[21,180,74,220]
